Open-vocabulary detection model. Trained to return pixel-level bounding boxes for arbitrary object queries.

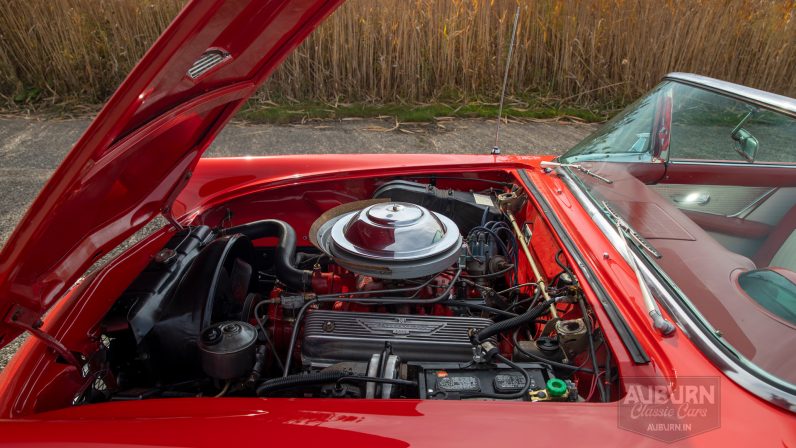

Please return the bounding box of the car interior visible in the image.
[653,182,796,271]
[579,155,796,381]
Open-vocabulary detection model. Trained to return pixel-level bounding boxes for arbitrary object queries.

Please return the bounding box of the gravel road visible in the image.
[0,116,595,370]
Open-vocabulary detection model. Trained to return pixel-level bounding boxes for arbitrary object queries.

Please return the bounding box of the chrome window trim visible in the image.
[728,187,778,219]
[559,168,796,411]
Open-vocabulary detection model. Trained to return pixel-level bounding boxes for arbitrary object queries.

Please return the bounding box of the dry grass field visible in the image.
[0,0,794,111]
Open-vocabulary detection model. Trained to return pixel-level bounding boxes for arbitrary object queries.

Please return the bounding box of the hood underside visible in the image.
[0,0,345,347]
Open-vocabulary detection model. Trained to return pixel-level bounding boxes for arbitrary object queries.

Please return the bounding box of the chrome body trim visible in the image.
[728,187,778,219]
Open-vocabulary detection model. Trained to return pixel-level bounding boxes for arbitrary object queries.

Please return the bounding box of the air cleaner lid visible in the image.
[315,202,462,279]
[333,202,459,261]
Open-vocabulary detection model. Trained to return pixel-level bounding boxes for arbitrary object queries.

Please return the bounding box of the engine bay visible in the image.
[91,173,617,404]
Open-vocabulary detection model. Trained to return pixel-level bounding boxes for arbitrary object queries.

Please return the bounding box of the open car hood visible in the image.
[0,0,344,347]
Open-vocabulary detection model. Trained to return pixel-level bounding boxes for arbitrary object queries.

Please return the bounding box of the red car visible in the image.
[0,1,794,446]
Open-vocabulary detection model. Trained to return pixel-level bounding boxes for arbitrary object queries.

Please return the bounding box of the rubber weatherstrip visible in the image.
[517,169,650,364]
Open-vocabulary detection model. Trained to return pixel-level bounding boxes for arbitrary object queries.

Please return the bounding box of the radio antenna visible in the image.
[492,5,521,155]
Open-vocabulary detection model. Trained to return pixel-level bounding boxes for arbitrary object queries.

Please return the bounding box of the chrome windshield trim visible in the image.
[665,72,796,118]
[559,171,632,264]
[559,168,796,411]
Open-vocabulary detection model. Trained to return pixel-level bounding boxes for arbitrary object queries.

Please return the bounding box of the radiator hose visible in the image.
[224,219,312,291]
[256,370,347,396]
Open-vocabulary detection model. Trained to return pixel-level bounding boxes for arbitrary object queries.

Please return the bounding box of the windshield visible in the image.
[559,79,796,389]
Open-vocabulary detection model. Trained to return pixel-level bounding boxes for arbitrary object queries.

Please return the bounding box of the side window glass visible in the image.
[670,87,748,161]
[743,111,796,163]
[670,85,796,164]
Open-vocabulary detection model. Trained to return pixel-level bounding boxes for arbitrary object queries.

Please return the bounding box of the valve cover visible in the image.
[302,310,490,365]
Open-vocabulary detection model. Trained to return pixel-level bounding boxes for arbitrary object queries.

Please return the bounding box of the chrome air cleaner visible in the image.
[313,202,462,279]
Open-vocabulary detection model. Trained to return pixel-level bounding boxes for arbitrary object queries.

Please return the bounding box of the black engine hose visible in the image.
[472,292,556,344]
[256,370,347,396]
[511,329,594,373]
[579,298,607,402]
[224,219,312,291]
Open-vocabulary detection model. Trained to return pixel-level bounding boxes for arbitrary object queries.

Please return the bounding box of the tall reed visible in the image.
[1,0,794,108]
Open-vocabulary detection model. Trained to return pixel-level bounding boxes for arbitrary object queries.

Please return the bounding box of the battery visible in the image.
[415,362,553,400]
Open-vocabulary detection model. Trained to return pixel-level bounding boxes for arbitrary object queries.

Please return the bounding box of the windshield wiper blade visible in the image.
[601,202,661,259]
[541,161,613,184]
[601,201,675,336]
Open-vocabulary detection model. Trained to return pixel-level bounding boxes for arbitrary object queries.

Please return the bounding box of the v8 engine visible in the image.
[94,178,613,404]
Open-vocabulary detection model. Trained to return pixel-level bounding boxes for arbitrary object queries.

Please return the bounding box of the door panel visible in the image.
[680,209,773,237]
[650,184,774,216]
[651,181,778,257]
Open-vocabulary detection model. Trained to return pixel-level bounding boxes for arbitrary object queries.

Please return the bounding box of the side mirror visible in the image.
[732,127,759,163]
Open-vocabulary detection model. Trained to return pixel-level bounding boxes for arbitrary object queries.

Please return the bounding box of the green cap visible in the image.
[546,378,568,397]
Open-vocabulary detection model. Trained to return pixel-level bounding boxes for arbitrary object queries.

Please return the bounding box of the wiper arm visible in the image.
[601,201,675,336]
[541,161,613,184]
[601,202,661,259]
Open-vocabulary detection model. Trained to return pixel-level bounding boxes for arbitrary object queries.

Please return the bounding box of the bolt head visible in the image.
[154,248,177,264]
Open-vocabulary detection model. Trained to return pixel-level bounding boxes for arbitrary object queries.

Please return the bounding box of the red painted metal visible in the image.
[0,395,792,447]
[0,0,346,348]
[0,0,793,442]
[0,155,793,444]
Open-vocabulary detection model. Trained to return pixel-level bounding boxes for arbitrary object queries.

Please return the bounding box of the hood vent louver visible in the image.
[187,49,231,80]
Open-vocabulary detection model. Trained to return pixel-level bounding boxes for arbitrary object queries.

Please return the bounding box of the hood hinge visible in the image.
[4,304,83,370]
[162,205,184,231]
[161,170,193,231]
